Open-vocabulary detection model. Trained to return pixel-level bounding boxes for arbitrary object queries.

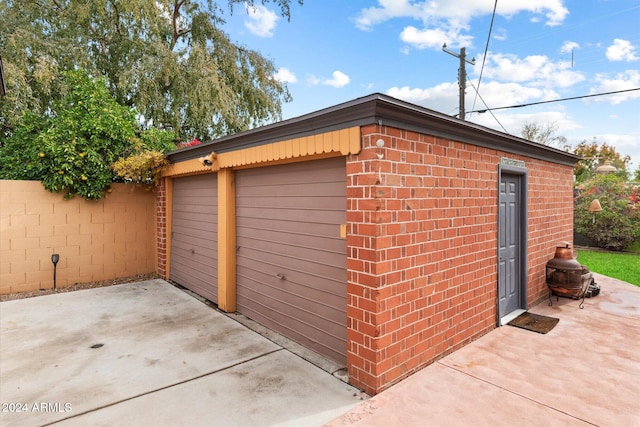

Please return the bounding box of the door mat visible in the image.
[508,312,559,334]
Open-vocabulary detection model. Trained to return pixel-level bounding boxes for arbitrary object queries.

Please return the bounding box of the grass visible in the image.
[576,250,640,286]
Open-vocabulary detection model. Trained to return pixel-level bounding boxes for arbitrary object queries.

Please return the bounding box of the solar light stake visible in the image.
[51,254,60,289]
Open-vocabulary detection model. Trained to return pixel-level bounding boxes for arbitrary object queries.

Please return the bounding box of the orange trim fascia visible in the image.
[162,126,361,177]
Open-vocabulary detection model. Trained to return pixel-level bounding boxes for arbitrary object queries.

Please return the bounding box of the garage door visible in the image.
[236,157,347,364]
[170,174,218,303]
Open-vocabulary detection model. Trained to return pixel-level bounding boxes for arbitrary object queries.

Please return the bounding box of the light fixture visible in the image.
[588,199,602,224]
[51,253,60,289]
[376,138,385,159]
[198,152,217,167]
[596,160,616,174]
[588,199,602,213]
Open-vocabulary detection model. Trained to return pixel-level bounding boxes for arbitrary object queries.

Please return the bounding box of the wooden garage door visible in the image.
[236,157,347,364]
[170,174,218,303]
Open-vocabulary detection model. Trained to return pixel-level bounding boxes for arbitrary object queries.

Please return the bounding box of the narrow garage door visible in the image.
[236,157,347,364]
[170,174,218,304]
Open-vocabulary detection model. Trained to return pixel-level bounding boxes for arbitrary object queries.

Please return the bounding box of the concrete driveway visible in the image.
[0,280,363,427]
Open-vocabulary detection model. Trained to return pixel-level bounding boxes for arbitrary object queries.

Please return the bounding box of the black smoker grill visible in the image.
[546,243,600,309]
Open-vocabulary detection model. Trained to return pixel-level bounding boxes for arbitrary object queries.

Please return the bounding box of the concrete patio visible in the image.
[327,273,640,426]
[1,273,638,426]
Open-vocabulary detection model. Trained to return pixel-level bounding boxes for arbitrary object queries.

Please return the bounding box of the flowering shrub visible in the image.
[112,150,168,187]
[574,174,640,251]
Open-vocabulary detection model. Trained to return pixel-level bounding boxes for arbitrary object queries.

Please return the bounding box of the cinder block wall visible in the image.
[0,180,157,294]
[346,125,574,394]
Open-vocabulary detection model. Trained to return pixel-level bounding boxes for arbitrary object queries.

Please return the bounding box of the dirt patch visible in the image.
[0,273,161,302]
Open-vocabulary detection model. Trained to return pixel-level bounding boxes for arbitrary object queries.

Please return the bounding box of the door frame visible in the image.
[497,164,528,326]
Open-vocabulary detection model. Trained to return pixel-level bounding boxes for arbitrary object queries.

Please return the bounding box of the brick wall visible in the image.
[156,178,168,278]
[0,180,157,294]
[526,163,575,303]
[346,125,574,394]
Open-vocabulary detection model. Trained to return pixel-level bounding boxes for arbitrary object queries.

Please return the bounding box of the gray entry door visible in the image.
[498,174,522,318]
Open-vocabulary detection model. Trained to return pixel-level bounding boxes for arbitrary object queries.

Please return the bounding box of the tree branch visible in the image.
[171,0,186,49]
[107,0,122,36]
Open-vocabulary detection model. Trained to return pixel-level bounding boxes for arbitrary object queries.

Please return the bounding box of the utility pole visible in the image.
[442,44,475,120]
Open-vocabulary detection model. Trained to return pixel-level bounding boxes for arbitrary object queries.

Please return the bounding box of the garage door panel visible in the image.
[237,207,344,224]
[236,287,346,361]
[171,259,218,289]
[173,210,218,223]
[237,231,345,261]
[237,248,345,285]
[236,273,346,318]
[236,157,347,364]
[172,226,217,244]
[236,219,339,238]
[236,255,345,301]
[237,163,344,185]
[237,303,345,363]
[237,182,345,197]
[170,174,218,304]
[171,246,217,266]
[238,298,346,344]
[237,190,346,208]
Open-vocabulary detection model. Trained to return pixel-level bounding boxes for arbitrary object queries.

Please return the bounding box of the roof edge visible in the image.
[167,93,580,166]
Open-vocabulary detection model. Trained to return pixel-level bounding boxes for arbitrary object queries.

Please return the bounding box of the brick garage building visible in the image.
[156,94,578,395]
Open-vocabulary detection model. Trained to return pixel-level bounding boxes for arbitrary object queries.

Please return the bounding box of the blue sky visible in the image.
[222,0,640,171]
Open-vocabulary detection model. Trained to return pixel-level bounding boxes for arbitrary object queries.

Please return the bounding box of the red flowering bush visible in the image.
[176,138,202,149]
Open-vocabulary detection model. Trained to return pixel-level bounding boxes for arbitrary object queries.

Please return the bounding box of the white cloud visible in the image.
[355,0,569,42]
[480,53,585,88]
[588,70,640,104]
[305,71,351,88]
[387,82,459,110]
[560,41,580,54]
[466,81,560,109]
[323,71,351,88]
[306,75,321,85]
[244,5,279,37]
[355,0,419,31]
[493,28,507,41]
[400,26,473,50]
[387,80,561,120]
[606,39,639,62]
[274,67,297,83]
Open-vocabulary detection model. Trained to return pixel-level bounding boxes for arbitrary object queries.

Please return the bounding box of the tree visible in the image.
[519,121,567,148]
[0,70,175,199]
[0,0,302,141]
[572,139,630,183]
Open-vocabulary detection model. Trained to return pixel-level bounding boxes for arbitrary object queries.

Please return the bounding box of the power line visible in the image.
[469,88,640,113]
[471,0,498,113]
[468,82,508,133]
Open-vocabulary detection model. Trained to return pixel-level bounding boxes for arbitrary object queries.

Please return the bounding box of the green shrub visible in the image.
[574,174,640,251]
[0,70,176,199]
[0,70,136,199]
